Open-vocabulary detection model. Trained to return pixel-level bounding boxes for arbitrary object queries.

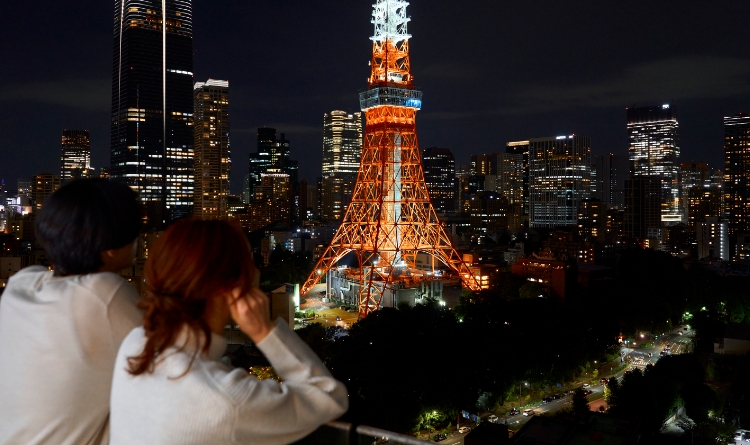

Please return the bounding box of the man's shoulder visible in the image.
[77,272,137,305]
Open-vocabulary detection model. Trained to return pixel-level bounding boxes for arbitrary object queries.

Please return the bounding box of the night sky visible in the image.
[2,1,749,194]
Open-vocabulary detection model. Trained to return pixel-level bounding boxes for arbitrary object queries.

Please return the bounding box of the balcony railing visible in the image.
[293,421,431,445]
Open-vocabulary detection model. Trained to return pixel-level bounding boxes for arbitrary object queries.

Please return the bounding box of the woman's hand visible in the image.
[227,287,274,344]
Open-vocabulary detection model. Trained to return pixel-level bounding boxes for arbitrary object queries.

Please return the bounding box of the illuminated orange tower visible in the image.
[301,0,480,317]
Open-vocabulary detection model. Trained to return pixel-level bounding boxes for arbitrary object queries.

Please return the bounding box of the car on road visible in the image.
[523,409,535,416]
[583,383,590,388]
[509,408,520,416]
[581,389,592,396]
[433,434,447,442]
[552,394,561,400]
[542,397,551,404]
[458,426,471,433]
[600,378,608,384]
[488,415,498,423]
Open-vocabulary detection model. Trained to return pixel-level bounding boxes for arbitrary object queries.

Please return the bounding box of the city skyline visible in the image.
[2,1,749,194]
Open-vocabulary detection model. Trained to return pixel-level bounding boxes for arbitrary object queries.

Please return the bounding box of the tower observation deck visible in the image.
[301,0,480,318]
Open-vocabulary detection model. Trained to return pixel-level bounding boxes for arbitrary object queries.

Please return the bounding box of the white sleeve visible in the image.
[218,321,348,445]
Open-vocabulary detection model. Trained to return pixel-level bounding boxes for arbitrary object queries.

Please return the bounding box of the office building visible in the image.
[421,147,457,214]
[627,104,682,224]
[624,177,661,239]
[496,152,525,228]
[468,191,508,232]
[724,113,750,236]
[248,173,291,229]
[506,140,530,218]
[32,174,61,212]
[111,0,195,226]
[528,135,591,228]
[592,154,624,209]
[321,112,362,222]
[248,128,299,224]
[470,154,496,175]
[60,130,91,182]
[322,111,362,179]
[680,162,722,231]
[193,79,230,219]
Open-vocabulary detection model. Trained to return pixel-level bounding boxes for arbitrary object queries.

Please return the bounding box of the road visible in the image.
[435,327,696,444]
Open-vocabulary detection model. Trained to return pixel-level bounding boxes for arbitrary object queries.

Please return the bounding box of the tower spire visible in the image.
[301,1,480,318]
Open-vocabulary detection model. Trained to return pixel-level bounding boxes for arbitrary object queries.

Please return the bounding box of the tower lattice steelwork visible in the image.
[301,0,480,317]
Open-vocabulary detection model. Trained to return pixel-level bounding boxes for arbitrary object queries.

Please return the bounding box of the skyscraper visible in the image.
[321,111,362,222]
[724,113,750,236]
[60,130,91,182]
[322,111,362,179]
[680,162,722,232]
[627,104,681,224]
[623,177,661,239]
[593,154,624,209]
[248,128,299,223]
[528,135,591,228]
[248,129,297,197]
[496,152,525,230]
[193,79,230,220]
[506,140,530,218]
[31,174,61,212]
[111,0,195,227]
[421,147,457,214]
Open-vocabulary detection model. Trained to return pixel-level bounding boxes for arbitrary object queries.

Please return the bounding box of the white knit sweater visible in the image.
[110,321,348,445]
[0,266,142,445]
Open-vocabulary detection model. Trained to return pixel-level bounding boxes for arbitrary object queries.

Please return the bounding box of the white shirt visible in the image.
[0,266,142,445]
[110,321,348,445]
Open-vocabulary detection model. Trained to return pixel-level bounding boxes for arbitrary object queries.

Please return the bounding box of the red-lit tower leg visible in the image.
[302,0,480,318]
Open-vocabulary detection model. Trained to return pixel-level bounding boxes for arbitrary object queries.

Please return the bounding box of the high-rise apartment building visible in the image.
[320,112,362,222]
[627,104,681,224]
[528,135,591,228]
[724,113,750,236]
[696,217,729,261]
[111,0,195,227]
[61,130,91,182]
[421,147,457,214]
[193,79,230,220]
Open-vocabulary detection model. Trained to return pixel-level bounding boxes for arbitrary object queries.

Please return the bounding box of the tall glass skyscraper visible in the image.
[627,104,681,224]
[421,147,457,214]
[322,111,362,179]
[111,0,194,227]
[528,135,591,228]
[320,111,362,222]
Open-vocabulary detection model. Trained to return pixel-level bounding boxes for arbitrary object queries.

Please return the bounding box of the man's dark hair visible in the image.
[35,178,142,276]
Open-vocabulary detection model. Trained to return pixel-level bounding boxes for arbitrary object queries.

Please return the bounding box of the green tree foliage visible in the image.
[607,354,719,438]
[260,244,312,286]
[519,282,545,299]
[571,388,590,419]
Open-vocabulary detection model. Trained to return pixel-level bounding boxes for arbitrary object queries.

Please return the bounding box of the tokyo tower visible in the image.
[301,0,480,317]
